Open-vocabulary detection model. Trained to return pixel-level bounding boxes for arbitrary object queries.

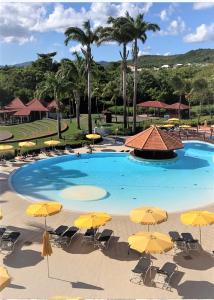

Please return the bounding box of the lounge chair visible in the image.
[169,231,187,252]
[81,228,98,245]
[48,225,68,240]
[54,226,79,247]
[181,232,200,250]
[130,257,152,285]
[1,231,21,252]
[95,229,113,249]
[153,262,178,290]
[0,227,6,241]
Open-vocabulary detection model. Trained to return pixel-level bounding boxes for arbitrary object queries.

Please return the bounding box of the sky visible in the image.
[0,2,214,65]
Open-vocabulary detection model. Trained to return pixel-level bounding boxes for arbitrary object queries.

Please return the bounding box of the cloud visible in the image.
[0,2,153,44]
[160,17,186,36]
[69,43,86,54]
[193,3,214,10]
[159,4,178,21]
[0,3,45,44]
[184,23,214,43]
[163,52,171,56]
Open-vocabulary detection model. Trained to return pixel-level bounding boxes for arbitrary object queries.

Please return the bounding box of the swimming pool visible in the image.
[11,141,214,214]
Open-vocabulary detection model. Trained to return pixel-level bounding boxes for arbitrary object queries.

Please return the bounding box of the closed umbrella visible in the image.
[74,212,111,229]
[0,266,11,292]
[180,210,214,244]
[130,206,168,231]
[42,231,53,277]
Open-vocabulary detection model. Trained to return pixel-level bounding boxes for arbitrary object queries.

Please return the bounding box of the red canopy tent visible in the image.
[137,100,170,109]
[167,102,189,110]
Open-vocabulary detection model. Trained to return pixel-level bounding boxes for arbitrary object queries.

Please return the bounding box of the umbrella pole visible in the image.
[44,217,50,277]
[148,224,149,232]
[199,226,201,245]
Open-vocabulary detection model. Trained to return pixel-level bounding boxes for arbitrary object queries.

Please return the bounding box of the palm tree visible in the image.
[115,12,160,132]
[97,17,133,129]
[36,72,72,138]
[170,76,186,120]
[191,78,208,127]
[64,21,99,133]
[58,55,86,130]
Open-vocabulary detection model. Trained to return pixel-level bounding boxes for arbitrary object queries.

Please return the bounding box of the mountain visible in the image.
[136,49,214,67]
[99,48,214,68]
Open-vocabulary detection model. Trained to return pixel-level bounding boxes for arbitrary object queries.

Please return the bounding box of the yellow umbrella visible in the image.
[179,125,191,129]
[42,231,53,277]
[130,206,168,231]
[167,118,179,123]
[0,266,11,292]
[0,208,2,220]
[128,231,173,254]
[19,141,36,147]
[0,145,13,151]
[44,140,61,147]
[86,134,101,140]
[180,210,214,244]
[161,124,174,128]
[74,212,111,229]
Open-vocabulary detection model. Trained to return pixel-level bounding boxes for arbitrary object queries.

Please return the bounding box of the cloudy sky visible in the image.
[0,2,214,65]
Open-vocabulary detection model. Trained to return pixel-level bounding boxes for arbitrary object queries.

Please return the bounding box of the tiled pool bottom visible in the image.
[11,141,214,214]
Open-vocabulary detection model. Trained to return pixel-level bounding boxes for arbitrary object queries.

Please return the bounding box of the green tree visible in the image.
[98,17,133,129]
[115,12,160,132]
[170,75,186,120]
[36,72,72,138]
[191,78,208,126]
[65,21,99,133]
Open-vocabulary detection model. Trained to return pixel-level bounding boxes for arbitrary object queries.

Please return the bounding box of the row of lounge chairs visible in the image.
[48,225,113,250]
[130,258,178,290]
[0,227,20,253]
[169,231,200,252]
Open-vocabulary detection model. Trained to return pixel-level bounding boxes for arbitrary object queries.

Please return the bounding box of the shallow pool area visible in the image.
[10,141,214,214]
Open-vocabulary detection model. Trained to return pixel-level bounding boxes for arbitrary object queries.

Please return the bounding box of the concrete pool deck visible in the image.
[0,143,214,299]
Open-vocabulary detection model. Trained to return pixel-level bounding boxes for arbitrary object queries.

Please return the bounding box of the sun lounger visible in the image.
[130,257,152,285]
[54,226,79,247]
[169,231,187,252]
[1,231,21,252]
[48,225,68,240]
[95,229,113,249]
[153,262,178,290]
[82,228,98,244]
[0,227,6,241]
[181,232,199,250]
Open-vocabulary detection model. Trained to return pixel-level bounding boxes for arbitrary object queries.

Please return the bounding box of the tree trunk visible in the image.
[87,47,92,133]
[55,94,62,139]
[56,109,62,139]
[122,44,127,130]
[132,39,138,133]
[75,91,81,130]
[178,94,182,120]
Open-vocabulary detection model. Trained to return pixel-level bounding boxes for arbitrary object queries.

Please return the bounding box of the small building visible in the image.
[0,97,57,124]
[161,64,170,69]
[125,125,183,160]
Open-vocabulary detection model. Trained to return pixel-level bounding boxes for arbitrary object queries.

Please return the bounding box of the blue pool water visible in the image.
[11,141,214,214]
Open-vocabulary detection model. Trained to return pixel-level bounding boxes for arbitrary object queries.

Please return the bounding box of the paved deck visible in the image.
[0,144,214,299]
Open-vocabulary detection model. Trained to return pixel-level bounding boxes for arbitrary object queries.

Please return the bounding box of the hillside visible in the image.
[136,49,214,67]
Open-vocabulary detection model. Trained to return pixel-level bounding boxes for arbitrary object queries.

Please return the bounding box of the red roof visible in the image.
[137,100,170,109]
[167,102,189,110]
[14,107,31,116]
[47,99,58,110]
[5,97,26,110]
[26,98,48,112]
[125,125,183,151]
